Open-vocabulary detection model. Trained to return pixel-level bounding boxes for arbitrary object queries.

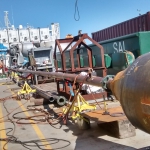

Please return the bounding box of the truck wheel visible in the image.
[56,96,66,106]
[77,117,90,130]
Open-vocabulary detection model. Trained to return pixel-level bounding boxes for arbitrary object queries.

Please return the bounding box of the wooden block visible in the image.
[98,119,136,139]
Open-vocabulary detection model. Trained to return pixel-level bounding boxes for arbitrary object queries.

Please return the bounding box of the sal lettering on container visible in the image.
[113,41,125,53]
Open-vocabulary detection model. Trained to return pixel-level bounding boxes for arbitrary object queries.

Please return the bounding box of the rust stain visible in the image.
[82,106,126,122]
[134,67,138,72]
[141,97,150,104]
[143,115,150,127]
[143,118,148,125]
[108,70,125,101]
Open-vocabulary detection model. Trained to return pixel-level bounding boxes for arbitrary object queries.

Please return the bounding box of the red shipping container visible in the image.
[92,12,150,42]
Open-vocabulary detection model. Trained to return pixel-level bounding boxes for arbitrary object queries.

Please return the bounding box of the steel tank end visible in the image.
[109,53,150,134]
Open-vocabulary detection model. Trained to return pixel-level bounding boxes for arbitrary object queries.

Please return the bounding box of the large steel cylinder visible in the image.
[21,42,34,57]
[9,42,34,57]
[109,53,150,134]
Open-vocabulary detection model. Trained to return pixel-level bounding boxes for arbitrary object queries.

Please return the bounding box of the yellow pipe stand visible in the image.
[17,81,36,100]
[63,93,96,120]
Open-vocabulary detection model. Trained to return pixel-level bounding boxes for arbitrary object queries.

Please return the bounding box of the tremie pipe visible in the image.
[11,69,104,87]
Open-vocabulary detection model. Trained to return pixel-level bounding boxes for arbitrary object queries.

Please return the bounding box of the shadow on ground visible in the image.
[64,120,150,150]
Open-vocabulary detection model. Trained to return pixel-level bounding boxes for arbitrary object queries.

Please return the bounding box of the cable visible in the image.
[87,84,102,109]
[0,100,28,121]
[0,94,16,103]
[1,78,63,128]
[74,0,80,21]
[0,93,71,150]
[2,100,17,150]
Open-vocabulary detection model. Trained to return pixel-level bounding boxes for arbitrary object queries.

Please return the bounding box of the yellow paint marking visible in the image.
[0,104,8,150]
[134,67,138,72]
[8,85,52,150]
[0,83,5,85]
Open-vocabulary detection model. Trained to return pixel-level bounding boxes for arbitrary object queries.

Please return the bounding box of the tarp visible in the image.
[0,43,8,56]
[23,57,29,66]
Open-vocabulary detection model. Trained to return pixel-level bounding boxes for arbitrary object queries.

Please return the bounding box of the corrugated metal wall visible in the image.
[92,12,150,42]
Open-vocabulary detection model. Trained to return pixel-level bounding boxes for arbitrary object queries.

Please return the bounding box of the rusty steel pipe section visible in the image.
[108,53,150,134]
[11,69,104,87]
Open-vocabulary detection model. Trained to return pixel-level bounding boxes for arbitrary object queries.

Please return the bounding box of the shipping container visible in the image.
[94,31,150,75]
[92,12,150,42]
[99,31,150,56]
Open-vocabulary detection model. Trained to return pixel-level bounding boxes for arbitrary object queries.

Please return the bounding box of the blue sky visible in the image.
[0,0,150,38]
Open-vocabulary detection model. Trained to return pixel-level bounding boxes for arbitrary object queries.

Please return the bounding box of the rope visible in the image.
[74,0,80,21]
[87,84,102,109]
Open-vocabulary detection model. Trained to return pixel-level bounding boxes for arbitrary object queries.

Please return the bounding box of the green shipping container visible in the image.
[89,31,150,76]
[99,31,150,58]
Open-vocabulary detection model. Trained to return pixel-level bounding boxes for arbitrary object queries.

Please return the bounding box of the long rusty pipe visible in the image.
[11,69,104,87]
